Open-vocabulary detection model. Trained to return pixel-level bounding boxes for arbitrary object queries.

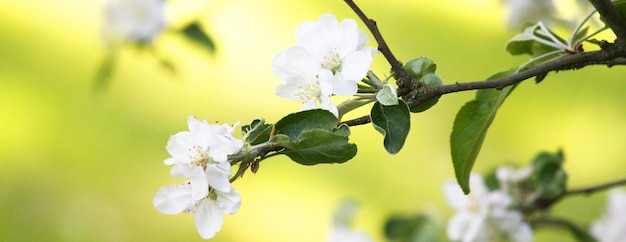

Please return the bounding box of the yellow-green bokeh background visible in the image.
[1,0,624,241]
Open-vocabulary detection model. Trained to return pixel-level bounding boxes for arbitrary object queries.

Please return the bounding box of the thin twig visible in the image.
[566,177,626,197]
[343,0,412,91]
[535,177,626,210]
[342,53,626,126]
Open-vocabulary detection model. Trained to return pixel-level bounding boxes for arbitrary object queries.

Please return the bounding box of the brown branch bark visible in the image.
[343,0,413,94]
[588,0,626,43]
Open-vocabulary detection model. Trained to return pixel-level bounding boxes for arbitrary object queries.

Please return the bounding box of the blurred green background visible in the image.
[1,0,624,241]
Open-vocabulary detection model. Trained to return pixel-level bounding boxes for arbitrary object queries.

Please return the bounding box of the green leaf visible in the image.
[182,22,216,54]
[616,0,626,17]
[272,109,356,165]
[405,57,437,80]
[274,109,340,141]
[385,214,441,242]
[241,119,273,145]
[273,129,357,165]
[371,100,411,154]
[376,84,399,106]
[450,69,518,194]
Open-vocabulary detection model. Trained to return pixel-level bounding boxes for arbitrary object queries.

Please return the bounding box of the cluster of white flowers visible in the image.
[153,116,243,239]
[590,189,626,242]
[272,13,377,117]
[103,0,165,44]
[443,174,533,242]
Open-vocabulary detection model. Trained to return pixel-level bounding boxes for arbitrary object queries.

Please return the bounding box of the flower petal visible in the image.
[165,131,193,164]
[194,198,224,240]
[330,74,357,96]
[153,183,193,215]
[217,186,242,215]
[442,180,468,211]
[340,49,373,82]
[447,211,484,241]
[190,166,209,200]
[169,163,193,178]
[206,162,232,192]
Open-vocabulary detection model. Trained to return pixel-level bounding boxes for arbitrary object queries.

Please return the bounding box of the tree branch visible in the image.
[340,0,626,127]
[588,0,626,43]
[342,49,626,126]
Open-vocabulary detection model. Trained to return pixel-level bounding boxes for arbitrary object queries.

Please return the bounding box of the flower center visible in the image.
[189,145,213,170]
[321,51,342,74]
[296,81,322,103]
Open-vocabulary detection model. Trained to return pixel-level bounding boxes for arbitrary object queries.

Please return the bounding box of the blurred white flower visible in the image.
[103,0,165,44]
[273,13,376,116]
[154,115,243,239]
[590,189,626,242]
[502,0,596,30]
[496,165,533,191]
[443,174,533,242]
[502,0,556,29]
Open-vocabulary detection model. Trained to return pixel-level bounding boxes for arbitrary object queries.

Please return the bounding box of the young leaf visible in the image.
[376,84,399,106]
[241,119,273,145]
[405,57,437,80]
[182,22,216,54]
[371,100,411,154]
[450,69,518,194]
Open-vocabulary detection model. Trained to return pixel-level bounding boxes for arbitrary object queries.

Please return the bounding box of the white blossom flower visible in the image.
[590,189,626,242]
[154,115,243,239]
[273,46,338,116]
[443,174,533,242]
[103,0,165,44]
[273,13,376,116]
[164,116,243,190]
[294,13,376,95]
